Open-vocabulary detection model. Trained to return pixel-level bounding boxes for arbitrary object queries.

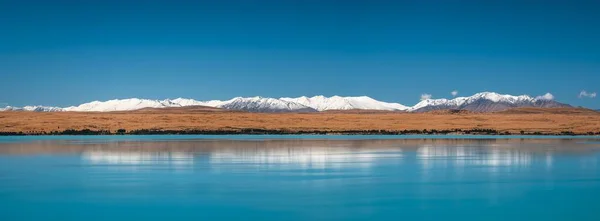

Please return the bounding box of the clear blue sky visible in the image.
[1,0,599,108]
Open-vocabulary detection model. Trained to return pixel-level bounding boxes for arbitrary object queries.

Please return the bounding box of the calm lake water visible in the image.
[1,135,599,220]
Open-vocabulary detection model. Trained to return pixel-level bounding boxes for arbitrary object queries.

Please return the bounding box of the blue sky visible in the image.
[1,0,599,108]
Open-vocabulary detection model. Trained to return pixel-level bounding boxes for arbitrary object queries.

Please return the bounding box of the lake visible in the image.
[1,135,599,220]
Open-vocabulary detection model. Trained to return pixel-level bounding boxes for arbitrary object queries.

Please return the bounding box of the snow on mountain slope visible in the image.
[63,98,178,112]
[170,98,208,107]
[199,99,233,108]
[0,106,22,111]
[409,92,569,112]
[60,98,228,112]
[0,92,573,113]
[280,95,408,111]
[0,105,64,112]
[1,97,315,112]
[219,97,316,112]
[48,96,402,112]
[23,106,65,112]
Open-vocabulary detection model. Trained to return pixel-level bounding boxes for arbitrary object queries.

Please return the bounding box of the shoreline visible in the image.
[1,128,598,136]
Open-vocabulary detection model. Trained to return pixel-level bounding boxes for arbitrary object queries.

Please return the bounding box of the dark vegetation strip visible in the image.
[1,128,598,136]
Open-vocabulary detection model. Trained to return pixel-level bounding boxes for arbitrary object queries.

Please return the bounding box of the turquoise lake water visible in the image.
[1,135,599,220]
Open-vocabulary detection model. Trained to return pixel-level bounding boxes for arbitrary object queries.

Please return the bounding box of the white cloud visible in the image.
[535,93,554,100]
[420,94,432,100]
[451,90,458,97]
[579,90,597,98]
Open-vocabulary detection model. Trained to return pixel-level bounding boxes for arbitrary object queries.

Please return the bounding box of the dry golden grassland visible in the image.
[1,107,599,134]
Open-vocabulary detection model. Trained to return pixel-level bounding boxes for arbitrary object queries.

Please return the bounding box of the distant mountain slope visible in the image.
[497,107,599,115]
[409,92,570,112]
[0,106,64,112]
[133,105,229,113]
[1,96,404,112]
[63,98,182,112]
[1,92,575,113]
[280,96,408,111]
[219,97,316,112]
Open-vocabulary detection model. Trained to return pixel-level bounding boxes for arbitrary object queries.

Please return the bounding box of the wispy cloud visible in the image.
[420,94,432,100]
[535,93,554,100]
[451,90,458,97]
[579,90,597,98]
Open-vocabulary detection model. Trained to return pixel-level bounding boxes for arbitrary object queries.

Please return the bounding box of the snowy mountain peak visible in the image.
[62,98,180,112]
[23,106,65,112]
[0,105,64,112]
[169,98,204,106]
[469,92,534,103]
[409,92,567,112]
[1,92,570,113]
[280,95,408,111]
[0,106,18,111]
[221,96,315,112]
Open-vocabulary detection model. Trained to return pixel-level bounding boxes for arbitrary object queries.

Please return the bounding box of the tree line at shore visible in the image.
[1,128,599,136]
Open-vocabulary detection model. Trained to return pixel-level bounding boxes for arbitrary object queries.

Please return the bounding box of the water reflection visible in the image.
[417,144,534,167]
[1,138,598,172]
[83,150,194,165]
[209,148,403,170]
[1,137,600,221]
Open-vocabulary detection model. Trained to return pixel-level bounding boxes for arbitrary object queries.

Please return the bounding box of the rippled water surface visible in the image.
[1,135,599,220]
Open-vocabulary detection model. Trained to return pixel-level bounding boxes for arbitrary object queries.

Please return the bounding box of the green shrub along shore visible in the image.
[1,128,599,136]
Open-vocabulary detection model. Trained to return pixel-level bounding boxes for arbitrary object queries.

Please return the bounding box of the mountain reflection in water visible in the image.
[1,137,599,221]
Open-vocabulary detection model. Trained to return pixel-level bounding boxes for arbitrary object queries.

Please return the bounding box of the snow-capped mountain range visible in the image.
[0,92,570,113]
[408,92,568,112]
[280,96,408,111]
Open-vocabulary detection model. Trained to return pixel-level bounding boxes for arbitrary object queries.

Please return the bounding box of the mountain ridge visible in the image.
[0,92,573,113]
[409,92,570,112]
